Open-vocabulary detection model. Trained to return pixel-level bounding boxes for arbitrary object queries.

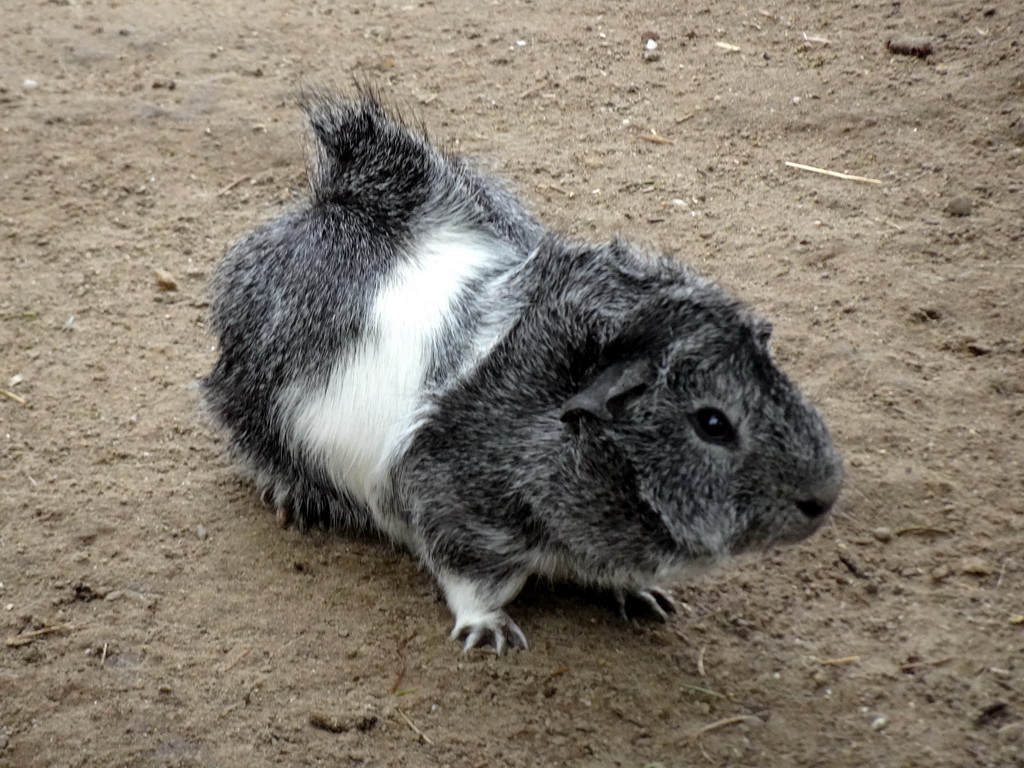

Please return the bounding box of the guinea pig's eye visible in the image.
[689,408,738,448]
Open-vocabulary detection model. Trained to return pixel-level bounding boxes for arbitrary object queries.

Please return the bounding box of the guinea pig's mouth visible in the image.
[730,502,834,554]
[779,513,832,546]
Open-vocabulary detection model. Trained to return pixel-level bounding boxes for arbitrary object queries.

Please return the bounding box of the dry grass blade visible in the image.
[219,647,251,673]
[6,625,74,647]
[0,389,27,405]
[390,631,417,693]
[638,132,674,145]
[818,656,861,666]
[518,76,549,100]
[538,183,574,198]
[688,715,762,741]
[679,683,727,699]
[802,32,832,44]
[894,526,952,537]
[217,175,252,196]
[899,657,953,672]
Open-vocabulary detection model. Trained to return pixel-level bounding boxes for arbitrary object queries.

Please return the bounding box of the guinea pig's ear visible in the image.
[753,317,773,351]
[560,358,656,422]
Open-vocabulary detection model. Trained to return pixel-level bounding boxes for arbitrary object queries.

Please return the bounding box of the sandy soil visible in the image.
[2,1,1023,766]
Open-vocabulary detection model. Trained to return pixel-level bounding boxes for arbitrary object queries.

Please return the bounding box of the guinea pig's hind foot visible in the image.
[439,571,529,654]
[615,587,677,623]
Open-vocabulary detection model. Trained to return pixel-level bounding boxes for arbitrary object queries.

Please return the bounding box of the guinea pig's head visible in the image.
[561,272,843,561]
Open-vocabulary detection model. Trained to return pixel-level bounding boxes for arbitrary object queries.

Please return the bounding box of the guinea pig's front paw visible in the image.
[615,587,678,623]
[450,611,529,654]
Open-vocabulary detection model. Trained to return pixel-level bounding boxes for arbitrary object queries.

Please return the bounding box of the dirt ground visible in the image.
[2,0,1022,766]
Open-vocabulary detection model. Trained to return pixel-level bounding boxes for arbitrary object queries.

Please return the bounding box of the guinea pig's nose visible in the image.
[796,497,833,519]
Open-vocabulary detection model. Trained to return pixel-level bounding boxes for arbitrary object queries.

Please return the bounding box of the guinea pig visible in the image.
[202,89,843,653]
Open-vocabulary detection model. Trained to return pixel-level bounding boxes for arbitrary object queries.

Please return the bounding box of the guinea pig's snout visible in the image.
[795,470,843,520]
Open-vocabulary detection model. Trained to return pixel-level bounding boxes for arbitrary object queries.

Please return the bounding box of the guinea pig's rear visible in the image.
[201,92,543,532]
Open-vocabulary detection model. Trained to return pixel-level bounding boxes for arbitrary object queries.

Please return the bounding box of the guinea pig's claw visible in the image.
[451,612,528,654]
[616,587,677,622]
[647,587,678,618]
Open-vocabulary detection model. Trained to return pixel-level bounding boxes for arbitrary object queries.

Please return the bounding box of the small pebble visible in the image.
[1010,122,1024,147]
[871,526,893,543]
[960,556,994,576]
[930,563,951,581]
[196,524,208,540]
[155,268,178,291]
[945,197,972,217]
[999,721,1024,743]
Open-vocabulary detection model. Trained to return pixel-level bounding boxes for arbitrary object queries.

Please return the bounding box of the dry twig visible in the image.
[785,161,882,185]
[838,553,868,579]
[309,713,348,733]
[396,708,434,745]
[543,666,570,683]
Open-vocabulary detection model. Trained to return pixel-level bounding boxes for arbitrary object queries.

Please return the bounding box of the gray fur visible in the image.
[202,90,843,652]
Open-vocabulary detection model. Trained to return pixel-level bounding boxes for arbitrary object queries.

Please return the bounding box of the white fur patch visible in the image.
[280,228,510,541]
[439,571,526,627]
